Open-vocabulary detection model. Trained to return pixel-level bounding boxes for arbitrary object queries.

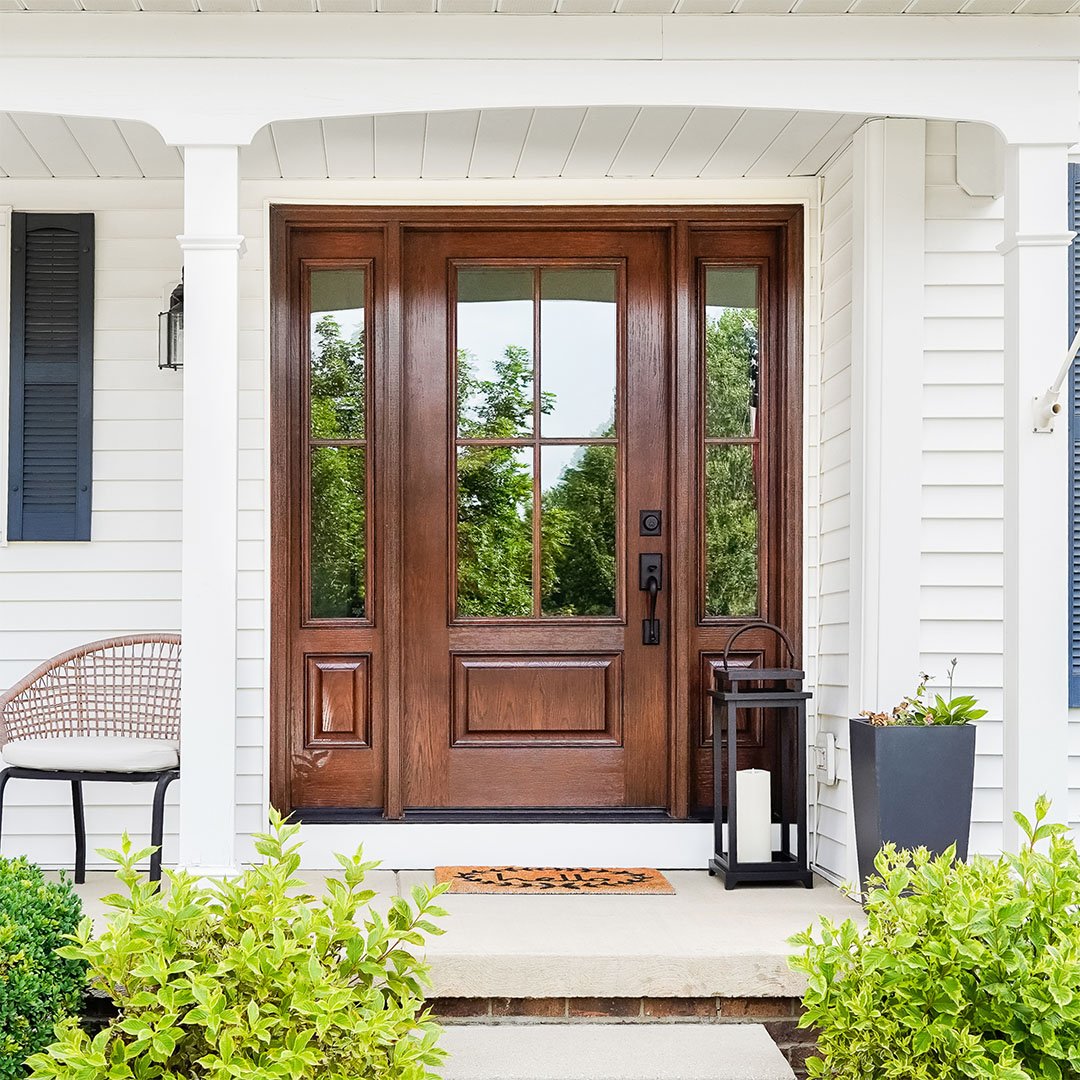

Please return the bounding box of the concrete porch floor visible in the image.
[64,870,860,999]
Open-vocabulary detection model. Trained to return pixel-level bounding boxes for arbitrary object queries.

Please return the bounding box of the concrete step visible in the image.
[439,1023,796,1080]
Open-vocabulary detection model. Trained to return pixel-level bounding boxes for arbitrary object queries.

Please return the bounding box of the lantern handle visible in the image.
[720,621,796,670]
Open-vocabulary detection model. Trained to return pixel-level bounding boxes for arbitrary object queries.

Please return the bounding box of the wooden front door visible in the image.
[401,228,669,809]
[270,207,803,821]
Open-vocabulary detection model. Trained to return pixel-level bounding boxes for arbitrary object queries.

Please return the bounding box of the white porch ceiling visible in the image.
[1,0,1077,12]
[0,107,868,179]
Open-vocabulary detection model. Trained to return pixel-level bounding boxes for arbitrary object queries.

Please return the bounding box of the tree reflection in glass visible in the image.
[703,269,760,619]
[309,270,367,620]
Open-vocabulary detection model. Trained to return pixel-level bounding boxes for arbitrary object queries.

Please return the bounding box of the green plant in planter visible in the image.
[789,797,1080,1079]
[0,858,84,1078]
[27,811,448,1080]
[860,658,988,726]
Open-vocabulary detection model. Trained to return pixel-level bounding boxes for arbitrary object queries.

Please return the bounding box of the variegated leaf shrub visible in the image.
[790,797,1080,1080]
[27,811,448,1080]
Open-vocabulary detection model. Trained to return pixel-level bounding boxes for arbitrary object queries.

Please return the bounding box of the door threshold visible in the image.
[293,807,675,825]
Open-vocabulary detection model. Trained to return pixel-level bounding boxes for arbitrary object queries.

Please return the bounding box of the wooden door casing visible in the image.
[269,206,803,821]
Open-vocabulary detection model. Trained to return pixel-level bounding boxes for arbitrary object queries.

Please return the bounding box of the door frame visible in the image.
[269,204,804,821]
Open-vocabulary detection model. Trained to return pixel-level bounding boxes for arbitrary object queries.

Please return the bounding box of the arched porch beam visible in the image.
[0,57,1075,148]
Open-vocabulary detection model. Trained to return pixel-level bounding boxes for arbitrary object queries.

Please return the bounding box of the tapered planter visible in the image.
[849,718,976,889]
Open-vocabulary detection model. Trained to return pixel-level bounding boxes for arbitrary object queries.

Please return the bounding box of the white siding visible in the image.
[0,181,184,867]
[921,120,1006,854]
[811,140,854,880]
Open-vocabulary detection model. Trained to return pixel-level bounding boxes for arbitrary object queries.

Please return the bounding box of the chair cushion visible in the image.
[2,737,179,773]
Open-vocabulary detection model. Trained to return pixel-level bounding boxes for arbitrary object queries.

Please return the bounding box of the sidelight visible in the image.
[703,268,761,619]
[454,265,620,620]
[307,268,369,621]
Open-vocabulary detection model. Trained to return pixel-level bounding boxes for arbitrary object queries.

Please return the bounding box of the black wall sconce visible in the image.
[158,277,183,370]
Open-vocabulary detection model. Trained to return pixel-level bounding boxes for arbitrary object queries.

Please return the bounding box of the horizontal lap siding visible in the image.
[922,121,1005,854]
[0,183,185,867]
[813,142,854,880]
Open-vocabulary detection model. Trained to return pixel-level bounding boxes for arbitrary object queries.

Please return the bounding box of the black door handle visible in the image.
[640,553,662,645]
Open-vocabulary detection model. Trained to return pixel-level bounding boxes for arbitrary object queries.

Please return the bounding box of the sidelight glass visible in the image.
[704,268,759,439]
[457,268,534,439]
[703,444,758,618]
[541,444,617,617]
[540,269,617,439]
[310,270,366,440]
[456,445,534,617]
[310,446,367,619]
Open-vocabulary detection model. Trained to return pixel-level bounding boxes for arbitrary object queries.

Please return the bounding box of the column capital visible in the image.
[177,234,247,255]
[997,232,1076,256]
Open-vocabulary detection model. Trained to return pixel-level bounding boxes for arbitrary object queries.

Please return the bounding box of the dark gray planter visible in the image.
[849,718,976,890]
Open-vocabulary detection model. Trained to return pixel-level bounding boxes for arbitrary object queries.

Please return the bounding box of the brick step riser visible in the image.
[429,998,816,1078]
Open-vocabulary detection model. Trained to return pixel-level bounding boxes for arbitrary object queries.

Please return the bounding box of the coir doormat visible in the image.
[435,866,675,894]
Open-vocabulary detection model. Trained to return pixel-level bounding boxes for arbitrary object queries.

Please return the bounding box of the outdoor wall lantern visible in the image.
[707,621,814,890]
[158,277,183,370]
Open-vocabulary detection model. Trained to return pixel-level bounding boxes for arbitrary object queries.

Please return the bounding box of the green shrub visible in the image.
[27,811,448,1080]
[0,857,85,1079]
[790,797,1080,1079]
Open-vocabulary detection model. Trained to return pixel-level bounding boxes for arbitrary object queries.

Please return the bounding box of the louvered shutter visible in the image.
[7,213,94,542]
[1069,166,1080,706]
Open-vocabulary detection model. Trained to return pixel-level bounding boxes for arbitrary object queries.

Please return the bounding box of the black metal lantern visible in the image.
[158,278,183,370]
[707,621,814,890]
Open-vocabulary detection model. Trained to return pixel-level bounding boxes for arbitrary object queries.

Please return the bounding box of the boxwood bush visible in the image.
[0,858,85,1079]
[790,796,1080,1080]
[27,810,448,1080]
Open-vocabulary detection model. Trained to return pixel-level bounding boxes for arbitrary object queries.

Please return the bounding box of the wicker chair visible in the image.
[0,635,181,883]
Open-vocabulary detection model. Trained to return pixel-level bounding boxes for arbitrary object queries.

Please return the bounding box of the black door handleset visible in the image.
[639,553,662,646]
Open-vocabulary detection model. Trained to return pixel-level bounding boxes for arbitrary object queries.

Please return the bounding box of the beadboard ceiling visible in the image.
[0,0,1076,12]
[0,107,870,180]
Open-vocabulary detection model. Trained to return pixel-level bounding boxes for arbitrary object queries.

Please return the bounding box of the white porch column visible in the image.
[177,145,243,876]
[849,118,926,714]
[1000,143,1073,848]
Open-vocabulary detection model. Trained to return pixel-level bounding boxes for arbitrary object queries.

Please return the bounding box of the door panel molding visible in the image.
[452,653,623,747]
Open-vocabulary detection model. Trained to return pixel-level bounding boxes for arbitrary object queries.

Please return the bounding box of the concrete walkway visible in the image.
[66,870,859,999]
[440,1024,795,1080]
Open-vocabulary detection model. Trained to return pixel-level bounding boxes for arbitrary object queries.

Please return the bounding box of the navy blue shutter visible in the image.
[1069,165,1080,706]
[8,213,94,541]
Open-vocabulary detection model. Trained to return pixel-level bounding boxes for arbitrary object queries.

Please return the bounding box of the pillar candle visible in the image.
[735,769,772,863]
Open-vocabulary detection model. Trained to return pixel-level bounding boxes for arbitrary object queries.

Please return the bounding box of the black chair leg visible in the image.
[0,770,10,858]
[149,771,178,884]
[71,780,86,885]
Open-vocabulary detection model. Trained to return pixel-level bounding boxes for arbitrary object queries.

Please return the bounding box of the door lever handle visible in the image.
[640,553,662,646]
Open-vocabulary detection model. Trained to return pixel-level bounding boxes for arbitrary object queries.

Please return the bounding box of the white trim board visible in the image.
[294,822,716,871]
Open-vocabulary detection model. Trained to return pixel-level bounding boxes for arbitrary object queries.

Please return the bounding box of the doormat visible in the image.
[435,866,675,894]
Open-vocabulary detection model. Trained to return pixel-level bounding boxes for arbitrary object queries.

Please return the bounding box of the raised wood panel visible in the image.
[305,654,371,747]
[452,654,622,746]
[699,652,764,750]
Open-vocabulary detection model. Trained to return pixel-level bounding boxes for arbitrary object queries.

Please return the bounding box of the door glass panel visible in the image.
[310,446,367,619]
[704,268,758,439]
[457,268,534,438]
[457,445,534,617]
[541,444,617,616]
[454,264,620,620]
[310,270,366,439]
[540,269,617,438]
[704,444,758,618]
